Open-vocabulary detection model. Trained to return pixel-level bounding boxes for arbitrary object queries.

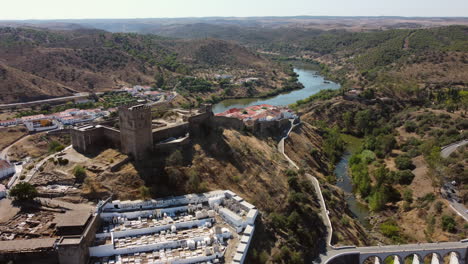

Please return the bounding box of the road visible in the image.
[441,139,468,158]
[24,145,72,182]
[440,139,468,222]
[0,92,105,110]
[278,119,334,249]
[0,134,31,160]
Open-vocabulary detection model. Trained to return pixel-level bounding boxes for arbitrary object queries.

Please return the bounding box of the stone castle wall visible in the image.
[152,123,189,143]
[213,116,246,131]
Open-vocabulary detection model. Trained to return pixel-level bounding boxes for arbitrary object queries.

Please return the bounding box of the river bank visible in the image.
[213,67,340,113]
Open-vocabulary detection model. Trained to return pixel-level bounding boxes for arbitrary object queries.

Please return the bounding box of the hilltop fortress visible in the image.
[71,103,298,160]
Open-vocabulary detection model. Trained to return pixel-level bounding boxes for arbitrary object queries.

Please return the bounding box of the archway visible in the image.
[384,255,403,264]
[443,251,460,264]
[404,253,422,264]
[364,256,383,264]
[423,252,442,264]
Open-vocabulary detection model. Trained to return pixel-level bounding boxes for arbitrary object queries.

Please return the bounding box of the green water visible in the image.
[212,67,341,113]
[334,152,371,228]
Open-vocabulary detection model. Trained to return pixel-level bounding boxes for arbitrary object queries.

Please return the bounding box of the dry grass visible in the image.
[0,126,27,150]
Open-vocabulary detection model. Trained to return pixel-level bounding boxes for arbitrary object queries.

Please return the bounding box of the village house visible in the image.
[0,119,18,127]
[24,119,58,132]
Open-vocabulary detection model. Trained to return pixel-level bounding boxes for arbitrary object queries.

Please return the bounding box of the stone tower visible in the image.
[119,104,153,160]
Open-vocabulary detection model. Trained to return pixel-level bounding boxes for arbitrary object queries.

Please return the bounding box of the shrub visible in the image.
[403,189,413,203]
[57,157,69,166]
[441,215,456,233]
[48,141,65,153]
[395,155,414,170]
[404,121,417,133]
[73,165,86,182]
[9,182,37,202]
[434,201,443,213]
[167,150,183,166]
[394,170,415,185]
[139,186,151,200]
[380,220,400,239]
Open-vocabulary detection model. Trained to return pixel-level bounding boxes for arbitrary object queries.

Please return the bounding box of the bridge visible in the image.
[280,123,468,264]
[317,241,467,264]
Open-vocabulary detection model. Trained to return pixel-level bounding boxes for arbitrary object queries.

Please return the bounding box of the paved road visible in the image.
[441,139,468,158]
[440,139,468,222]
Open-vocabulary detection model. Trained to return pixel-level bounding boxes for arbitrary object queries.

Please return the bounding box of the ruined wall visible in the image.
[152,123,189,143]
[71,127,105,153]
[253,118,292,138]
[213,116,246,131]
[102,126,121,148]
[188,112,213,138]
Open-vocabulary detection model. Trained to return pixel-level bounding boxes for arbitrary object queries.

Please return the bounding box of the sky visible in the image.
[0,0,467,20]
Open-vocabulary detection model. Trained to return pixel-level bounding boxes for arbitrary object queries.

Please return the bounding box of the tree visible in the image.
[441,215,456,233]
[394,170,415,185]
[139,186,151,200]
[395,155,414,170]
[354,110,374,135]
[9,182,37,202]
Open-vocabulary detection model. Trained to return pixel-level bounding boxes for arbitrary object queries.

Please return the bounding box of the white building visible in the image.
[0,119,18,127]
[24,119,58,132]
[0,160,15,179]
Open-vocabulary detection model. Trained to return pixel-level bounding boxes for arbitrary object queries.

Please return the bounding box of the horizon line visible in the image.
[1,15,468,22]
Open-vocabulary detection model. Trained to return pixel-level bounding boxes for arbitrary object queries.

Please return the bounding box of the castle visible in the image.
[71,104,213,160]
[71,103,297,160]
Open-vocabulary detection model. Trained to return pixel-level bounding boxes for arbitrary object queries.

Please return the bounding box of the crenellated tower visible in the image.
[118,104,153,160]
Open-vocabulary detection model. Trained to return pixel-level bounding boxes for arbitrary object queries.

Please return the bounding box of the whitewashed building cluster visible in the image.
[89,190,257,264]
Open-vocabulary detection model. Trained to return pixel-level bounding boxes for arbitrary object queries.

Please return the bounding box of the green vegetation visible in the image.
[265,169,323,264]
[48,141,65,153]
[139,186,151,200]
[441,215,457,233]
[179,77,213,93]
[395,155,415,170]
[290,89,341,108]
[379,220,406,243]
[73,165,87,182]
[9,182,37,202]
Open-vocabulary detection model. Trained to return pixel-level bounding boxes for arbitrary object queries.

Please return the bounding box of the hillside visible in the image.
[27,122,348,263]
[0,27,290,103]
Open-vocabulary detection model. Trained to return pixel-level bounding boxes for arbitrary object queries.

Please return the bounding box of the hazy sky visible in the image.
[1,0,467,20]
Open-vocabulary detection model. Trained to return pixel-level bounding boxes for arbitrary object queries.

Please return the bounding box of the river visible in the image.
[212,66,369,226]
[334,152,371,228]
[212,67,341,113]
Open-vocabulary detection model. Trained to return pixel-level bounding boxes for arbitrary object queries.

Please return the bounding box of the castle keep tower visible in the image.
[119,104,153,160]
